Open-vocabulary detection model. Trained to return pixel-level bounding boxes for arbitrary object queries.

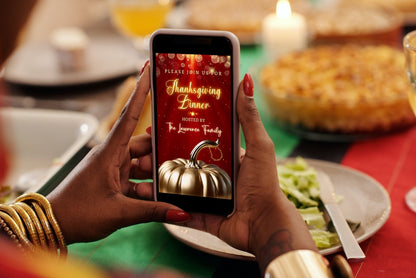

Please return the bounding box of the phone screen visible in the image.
[151,32,238,214]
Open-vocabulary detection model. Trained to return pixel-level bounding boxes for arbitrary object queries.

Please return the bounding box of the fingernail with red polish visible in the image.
[139,60,150,76]
[243,73,254,98]
[166,210,190,223]
[146,126,151,135]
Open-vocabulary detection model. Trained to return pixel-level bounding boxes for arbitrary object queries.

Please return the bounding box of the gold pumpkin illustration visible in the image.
[158,139,231,198]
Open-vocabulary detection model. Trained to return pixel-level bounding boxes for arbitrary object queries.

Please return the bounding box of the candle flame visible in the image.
[276,0,292,19]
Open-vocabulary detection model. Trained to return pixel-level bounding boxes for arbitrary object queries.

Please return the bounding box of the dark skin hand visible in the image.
[181,73,318,274]
[47,65,317,276]
[47,66,187,244]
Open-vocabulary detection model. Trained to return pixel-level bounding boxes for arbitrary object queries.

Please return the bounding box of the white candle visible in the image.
[262,0,308,60]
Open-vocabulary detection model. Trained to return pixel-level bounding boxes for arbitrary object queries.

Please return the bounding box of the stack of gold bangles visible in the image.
[0,193,66,257]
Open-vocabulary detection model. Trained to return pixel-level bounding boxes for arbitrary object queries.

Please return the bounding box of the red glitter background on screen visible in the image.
[155,53,232,177]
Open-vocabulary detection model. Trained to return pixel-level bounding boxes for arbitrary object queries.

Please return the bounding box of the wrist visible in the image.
[249,195,318,274]
[47,190,75,244]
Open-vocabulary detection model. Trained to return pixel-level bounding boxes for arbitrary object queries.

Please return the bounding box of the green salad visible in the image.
[277,157,340,249]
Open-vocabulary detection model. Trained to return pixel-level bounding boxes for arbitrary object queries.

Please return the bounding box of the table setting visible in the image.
[1,0,416,277]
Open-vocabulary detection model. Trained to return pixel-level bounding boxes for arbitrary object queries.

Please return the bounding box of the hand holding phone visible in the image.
[150,29,240,216]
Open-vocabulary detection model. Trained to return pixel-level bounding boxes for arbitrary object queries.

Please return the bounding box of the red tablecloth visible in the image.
[342,127,416,276]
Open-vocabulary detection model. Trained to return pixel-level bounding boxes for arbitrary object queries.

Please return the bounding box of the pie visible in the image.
[260,44,416,134]
[306,2,403,47]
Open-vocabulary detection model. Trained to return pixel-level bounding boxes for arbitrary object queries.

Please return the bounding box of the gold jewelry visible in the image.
[16,193,67,257]
[0,193,67,257]
[264,249,352,278]
[0,211,34,251]
[0,215,21,248]
[16,202,48,249]
[0,203,26,235]
[10,203,41,246]
[31,202,58,252]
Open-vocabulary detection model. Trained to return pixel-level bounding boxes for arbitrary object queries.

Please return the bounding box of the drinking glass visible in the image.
[108,0,174,52]
[403,30,416,213]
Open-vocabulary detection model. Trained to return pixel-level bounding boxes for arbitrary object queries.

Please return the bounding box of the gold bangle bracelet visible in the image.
[16,202,48,249]
[10,203,41,246]
[44,208,67,257]
[0,211,34,251]
[31,202,58,252]
[16,193,67,257]
[0,215,21,248]
[0,203,26,235]
[264,250,353,278]
[264,250,333,278]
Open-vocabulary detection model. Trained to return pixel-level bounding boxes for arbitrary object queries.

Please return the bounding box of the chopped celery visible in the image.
[277,157,340,249]
[298,207,326,229]
[310,230,340,249]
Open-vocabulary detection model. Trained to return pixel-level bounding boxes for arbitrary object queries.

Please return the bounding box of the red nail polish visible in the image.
[139,60,150,76]
[146,126,151,135]
[166,210,190,223]
[243,73,254,97]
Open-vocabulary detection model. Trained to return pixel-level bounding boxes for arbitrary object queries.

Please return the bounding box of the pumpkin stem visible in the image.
[187,139,220,169]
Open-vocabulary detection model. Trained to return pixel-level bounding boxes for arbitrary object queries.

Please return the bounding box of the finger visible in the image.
[129,134,152,158]
[127,181,154,200]
[182,212,226,237]
[106,63,150,149]
[237,74,274,154]
[239,147,246,162]
[130,156,152,180]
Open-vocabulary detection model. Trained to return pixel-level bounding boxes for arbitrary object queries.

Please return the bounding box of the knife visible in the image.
[317,171,366,262]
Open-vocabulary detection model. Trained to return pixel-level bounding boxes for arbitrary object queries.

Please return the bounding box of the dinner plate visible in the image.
[3,34,143,87]
[1,108,98,194]
[164,158,391,260]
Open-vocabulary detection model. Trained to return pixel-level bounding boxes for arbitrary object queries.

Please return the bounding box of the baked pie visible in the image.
[306,2,403,47]
[260,44,415,134]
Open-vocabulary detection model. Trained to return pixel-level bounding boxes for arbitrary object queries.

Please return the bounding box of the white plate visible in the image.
[3,34,143,86]
[1,108,98,193]
[164,158,391,260]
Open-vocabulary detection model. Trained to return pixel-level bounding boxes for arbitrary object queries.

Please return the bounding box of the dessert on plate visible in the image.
[260,44,415,135]
[306,2,403,47]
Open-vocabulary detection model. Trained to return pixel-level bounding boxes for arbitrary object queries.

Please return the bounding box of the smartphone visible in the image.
[150,29,240,216]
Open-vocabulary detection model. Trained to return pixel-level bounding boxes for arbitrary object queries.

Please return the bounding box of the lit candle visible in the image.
[262,0,308,60]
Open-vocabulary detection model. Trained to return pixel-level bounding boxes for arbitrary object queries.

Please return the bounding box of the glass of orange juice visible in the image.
[108,0,174,51]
